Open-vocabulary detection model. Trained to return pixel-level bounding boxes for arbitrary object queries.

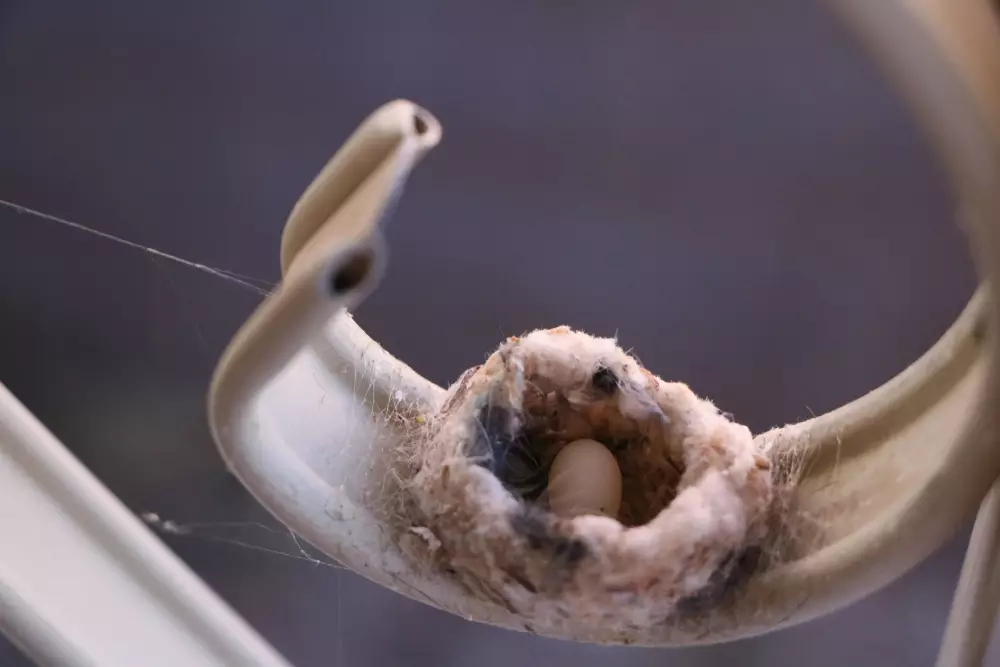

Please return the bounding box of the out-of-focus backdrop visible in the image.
[0,2,993,665]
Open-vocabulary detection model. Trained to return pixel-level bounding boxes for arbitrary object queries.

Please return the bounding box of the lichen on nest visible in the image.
[399,326,776,636]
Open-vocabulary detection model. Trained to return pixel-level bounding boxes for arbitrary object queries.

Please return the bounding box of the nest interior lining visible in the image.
[469,360,684,527]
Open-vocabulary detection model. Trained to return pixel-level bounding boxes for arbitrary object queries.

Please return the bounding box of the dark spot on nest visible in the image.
[466,401,513,459]
[503,567,538,593]
[510,506,589,570]
[676,546,762,616]
[469,401,548,500]
[511,505,553,549]
[604,437,632,453]
[591,365,619,394]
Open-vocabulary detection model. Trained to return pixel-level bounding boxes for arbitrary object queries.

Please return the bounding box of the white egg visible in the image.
[547,438,622,519]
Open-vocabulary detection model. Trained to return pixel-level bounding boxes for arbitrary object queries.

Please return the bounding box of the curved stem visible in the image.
[937,478,1000,667]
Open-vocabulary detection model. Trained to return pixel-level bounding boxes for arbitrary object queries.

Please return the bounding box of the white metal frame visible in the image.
[0,381,292,666]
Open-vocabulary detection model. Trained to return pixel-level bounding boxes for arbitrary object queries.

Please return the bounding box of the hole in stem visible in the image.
[413,113,429,136]
[329,249,374,296]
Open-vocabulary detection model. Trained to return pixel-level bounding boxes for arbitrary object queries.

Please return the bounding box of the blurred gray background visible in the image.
[0,1,993,665]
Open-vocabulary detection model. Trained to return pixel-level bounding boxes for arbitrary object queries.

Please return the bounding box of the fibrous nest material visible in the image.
[401,326,775,637]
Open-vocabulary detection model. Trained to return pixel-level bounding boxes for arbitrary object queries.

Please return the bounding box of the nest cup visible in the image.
[401,326,775,637]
